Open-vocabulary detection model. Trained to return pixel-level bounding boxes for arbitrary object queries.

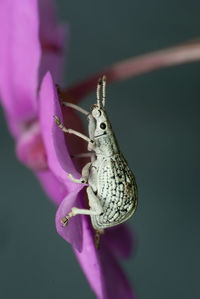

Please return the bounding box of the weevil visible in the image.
[55,76,138,246]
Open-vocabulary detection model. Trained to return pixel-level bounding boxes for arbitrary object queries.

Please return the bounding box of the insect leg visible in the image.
[62,102,89,115]
[61,186,103,226]
[71,152,94,159]
[54,115,93,143]
[56,84,89,115]
[61,207,100,227]
[68,162,92,184]
[87,186,103,214]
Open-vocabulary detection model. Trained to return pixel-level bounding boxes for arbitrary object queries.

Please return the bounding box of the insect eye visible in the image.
[100,122,106,130]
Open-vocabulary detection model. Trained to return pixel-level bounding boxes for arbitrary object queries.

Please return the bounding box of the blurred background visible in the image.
[0,0,200,298]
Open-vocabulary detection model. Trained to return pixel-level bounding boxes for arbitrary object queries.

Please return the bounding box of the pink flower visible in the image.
[1,1,200,298]
[0,1,135,298]
[39,72,134,298]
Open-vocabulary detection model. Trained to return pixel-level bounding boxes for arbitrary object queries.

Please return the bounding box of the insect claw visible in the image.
[61,216,69,227]
[54,115,61,125]
[55,83,61,94]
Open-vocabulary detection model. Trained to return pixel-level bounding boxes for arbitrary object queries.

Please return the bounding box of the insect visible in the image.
[55,76,138,246]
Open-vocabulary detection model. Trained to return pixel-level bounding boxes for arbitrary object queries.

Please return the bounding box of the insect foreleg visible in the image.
[54,116,92,143]
[62,102,89,115]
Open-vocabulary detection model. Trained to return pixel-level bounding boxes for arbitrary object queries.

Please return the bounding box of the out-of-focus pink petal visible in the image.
[37,170,67,205]
[38,0,67,83]
[56,189,83,251]
[101,224,134,259]
[0,0,41,136]
[75,216,135,299]
[61,41,200,103]
[75,216,103,299]
[16,122,47,172]
[39,72,82,185]
[99,248,135,299]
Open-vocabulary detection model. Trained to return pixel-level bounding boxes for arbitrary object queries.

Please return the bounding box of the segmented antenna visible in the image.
[102,75,106,107]
[96,78,102,107]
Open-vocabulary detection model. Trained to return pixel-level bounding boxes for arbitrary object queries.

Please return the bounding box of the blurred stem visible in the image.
[61,40,200,103]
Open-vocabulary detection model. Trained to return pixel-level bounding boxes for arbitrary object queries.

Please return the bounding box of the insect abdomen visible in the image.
[91,154,137,230]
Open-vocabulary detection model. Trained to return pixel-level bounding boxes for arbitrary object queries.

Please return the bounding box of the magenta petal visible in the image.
[99,249,135,299]
[39,72,82,186]
[39,39,66,85]
[36,170,67,205]
[0,0,41,136]
[75,216,103,299]
[101,224,134,259]
[16,122,48,172]
[56,189,83,251]
[40,72,84,249]
[38,0,67,83]
[75,216,134,299]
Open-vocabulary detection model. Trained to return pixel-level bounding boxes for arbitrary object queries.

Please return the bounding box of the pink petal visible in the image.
[16,121,48,172]
[75,216,135,299]
[56,189,83,251]
[0,0,41,137]
[37,170,67,205]
[38,0,67,84]
[75,216,103,299]
[39,72,82,186]
[101,224,135,259]
[61,41,200,103]
[40,72,85,249]
[99,248,135,299]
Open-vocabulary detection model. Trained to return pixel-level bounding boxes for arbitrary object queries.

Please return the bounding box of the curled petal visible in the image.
[56,189,83,251]
[0,0,41,136]
[38,0,67,83]
[39,72,82,187]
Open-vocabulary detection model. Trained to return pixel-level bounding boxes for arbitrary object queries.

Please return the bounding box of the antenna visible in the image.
[96,78,102,107]
[102,75,106,107]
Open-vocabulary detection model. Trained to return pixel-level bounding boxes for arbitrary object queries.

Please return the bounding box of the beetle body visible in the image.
[55,76,138,242]
[88,106,138,230]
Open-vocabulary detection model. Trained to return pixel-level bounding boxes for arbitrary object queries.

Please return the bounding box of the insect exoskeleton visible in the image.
[55,75,138,247]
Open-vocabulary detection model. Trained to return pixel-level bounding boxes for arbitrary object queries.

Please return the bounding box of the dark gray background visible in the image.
[0,0,200,298]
